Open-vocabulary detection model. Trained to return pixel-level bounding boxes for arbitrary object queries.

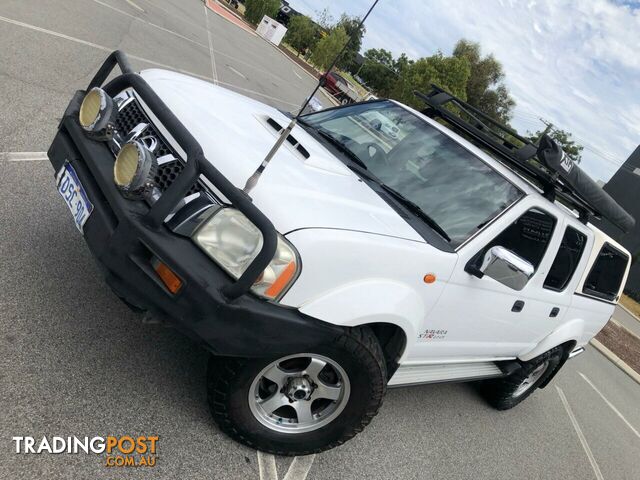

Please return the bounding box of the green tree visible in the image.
[453,39,515,123]
[284,15,319,54]
[311,26,349,70]
[364,48,394,67]
[358,48,397,96]
[393,53,414,74]
[244,0,280,25]
[389,52,471,110]
[528,124,584,163]
[335,14,365,72]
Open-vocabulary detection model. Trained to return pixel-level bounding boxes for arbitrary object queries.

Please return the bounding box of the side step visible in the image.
[388,361,503,387]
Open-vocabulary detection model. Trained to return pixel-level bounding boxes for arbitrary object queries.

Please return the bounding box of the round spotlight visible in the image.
[79,87,117,139]
[113,141,157,199]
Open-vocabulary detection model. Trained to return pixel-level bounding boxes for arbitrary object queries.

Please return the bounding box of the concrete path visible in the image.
[613,305,640,338]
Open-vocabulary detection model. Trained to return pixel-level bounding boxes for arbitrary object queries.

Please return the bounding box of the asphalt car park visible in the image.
[1,1,639,478]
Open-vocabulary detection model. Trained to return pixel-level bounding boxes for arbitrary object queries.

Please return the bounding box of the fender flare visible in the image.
[518,318,584,362]
[299,279,422,361]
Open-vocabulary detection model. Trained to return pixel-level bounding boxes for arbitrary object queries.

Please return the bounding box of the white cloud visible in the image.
[571,87,599,106]
[288,0,640,182]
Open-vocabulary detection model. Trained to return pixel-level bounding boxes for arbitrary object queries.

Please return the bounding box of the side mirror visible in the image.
[467,246,534,291]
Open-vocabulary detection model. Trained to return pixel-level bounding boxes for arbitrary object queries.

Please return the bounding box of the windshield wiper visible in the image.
[299,121,369,170]
[378,183,451,242]
[299,120,450,242]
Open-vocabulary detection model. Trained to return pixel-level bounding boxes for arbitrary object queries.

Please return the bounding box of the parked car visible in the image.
[48,51,634,456]
[359,110,401,138]
[322,71,360,105]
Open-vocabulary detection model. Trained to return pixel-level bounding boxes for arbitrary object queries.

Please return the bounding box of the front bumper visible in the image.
[46,51,342,357]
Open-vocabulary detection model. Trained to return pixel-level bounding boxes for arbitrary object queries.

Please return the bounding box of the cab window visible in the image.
[543,227,587,291]
[583,243,629,301]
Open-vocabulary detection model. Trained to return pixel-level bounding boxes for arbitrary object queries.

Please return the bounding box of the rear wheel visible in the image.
[207,327,386,455]
[481,346,564,410]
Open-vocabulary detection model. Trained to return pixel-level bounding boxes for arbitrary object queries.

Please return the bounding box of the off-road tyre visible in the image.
[207,327,387,455]
[481,345,565,410]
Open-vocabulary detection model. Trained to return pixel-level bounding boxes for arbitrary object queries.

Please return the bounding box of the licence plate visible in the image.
[56,162,94,232]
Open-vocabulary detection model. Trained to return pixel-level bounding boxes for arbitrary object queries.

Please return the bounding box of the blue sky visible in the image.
[289,0,640,182]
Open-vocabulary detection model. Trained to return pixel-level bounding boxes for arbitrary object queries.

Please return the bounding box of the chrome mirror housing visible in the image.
[478,246,534,290]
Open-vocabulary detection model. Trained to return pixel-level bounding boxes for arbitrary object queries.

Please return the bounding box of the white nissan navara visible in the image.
[47,51,634,455]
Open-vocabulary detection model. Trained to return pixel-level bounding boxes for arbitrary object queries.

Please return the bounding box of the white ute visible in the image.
[50,53,634,456]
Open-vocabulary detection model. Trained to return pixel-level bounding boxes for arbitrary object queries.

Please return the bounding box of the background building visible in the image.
[595,145,640,299]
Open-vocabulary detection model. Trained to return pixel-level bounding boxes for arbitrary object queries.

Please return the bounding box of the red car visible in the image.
[323,72,359,104]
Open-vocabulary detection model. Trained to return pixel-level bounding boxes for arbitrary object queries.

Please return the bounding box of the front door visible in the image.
[411,197,573,361]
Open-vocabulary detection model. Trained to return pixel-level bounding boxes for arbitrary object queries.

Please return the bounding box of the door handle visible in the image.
[549,307,560,318]
[511,300,525,312]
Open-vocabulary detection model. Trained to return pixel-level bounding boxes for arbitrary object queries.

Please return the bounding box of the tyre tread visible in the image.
[482,345,565,411]
[207,327,386,455]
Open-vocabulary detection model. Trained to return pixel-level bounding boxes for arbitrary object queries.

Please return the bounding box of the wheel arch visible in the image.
[359,322,407,380]
[298,279,422,366]
[518,318,584,362]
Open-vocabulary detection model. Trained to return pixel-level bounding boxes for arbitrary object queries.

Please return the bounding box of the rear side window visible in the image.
[583,243,629,301]
[544,227,587,291]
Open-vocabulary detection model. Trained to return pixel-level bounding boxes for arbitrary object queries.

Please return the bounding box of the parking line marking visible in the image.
[1,152,48,162]
[0,14,199,75]
[137,0,186,20]
[257,451,278,480]
[91,0,311,91]
[556,386,604,480]
[282,455,316,480]
[124,0,145,12]
[579,372,640,439]
[90,0,206,49]
[204,3,219,85]
[292,69,302,80]
[226,65,247,80]
[0,14,211,81]
[0,14,300,109]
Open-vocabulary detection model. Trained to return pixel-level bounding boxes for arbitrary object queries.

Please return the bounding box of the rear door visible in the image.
[411,196,584,361]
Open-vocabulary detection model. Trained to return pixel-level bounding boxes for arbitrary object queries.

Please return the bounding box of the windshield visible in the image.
[301,101,523,246]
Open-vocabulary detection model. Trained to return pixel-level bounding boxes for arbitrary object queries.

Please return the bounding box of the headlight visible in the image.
[79,87,116,139]
[193,208,299,300]
[113,141,157,199]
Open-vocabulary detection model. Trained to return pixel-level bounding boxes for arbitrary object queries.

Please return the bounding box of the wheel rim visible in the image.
[513,361,549,397]
[248,353,351,434]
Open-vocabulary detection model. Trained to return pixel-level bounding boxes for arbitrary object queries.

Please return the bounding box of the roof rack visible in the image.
[414,85,635,232]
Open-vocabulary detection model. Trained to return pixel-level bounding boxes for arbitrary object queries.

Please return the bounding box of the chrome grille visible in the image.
[115,97,199,194]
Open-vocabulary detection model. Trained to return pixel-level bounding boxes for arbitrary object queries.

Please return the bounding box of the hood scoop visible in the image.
[263,117,310,160]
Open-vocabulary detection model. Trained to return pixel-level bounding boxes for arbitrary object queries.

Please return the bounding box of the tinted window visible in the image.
[474,208,556,270]
[302,102,523,246]
[583,243,629,301]
[544,227,587,291]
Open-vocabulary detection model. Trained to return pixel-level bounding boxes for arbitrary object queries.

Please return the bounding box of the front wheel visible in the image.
[207,327,387,455]
[481,346,564,410]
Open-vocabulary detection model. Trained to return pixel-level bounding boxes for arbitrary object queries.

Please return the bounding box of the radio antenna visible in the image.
[243,0,381,194]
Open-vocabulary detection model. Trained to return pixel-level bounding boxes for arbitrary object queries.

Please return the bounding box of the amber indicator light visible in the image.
[154,260,183,294]
[423,273,436,284]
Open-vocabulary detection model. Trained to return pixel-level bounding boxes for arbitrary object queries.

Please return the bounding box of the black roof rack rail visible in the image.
[414,85,635,233]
